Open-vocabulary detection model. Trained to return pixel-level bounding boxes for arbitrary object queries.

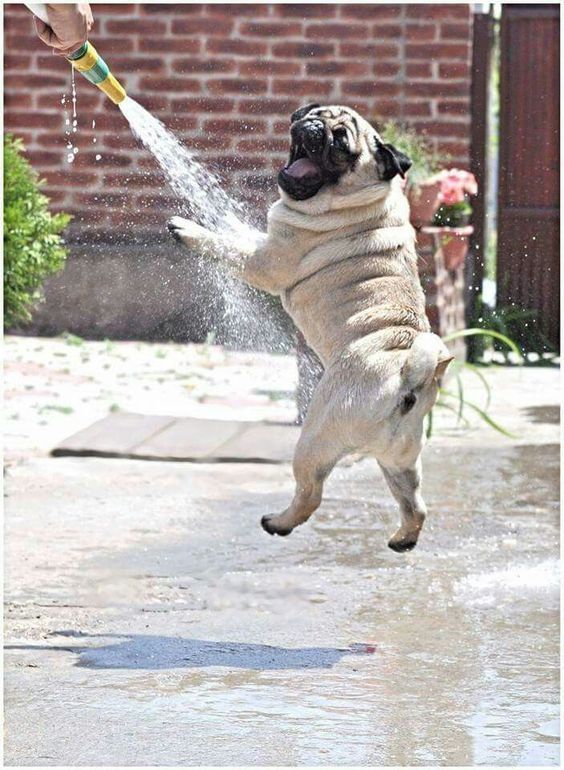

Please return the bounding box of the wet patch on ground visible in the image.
[4,439,559,765]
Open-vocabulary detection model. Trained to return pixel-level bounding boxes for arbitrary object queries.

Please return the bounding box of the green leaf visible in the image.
[425,408,433,439]
[459,361,492,410]
[379,119,442,187]
[443,328,522,358]
[454,371,464,424]
[462,399,517,438]
[440,389,517,437]
[434,396,472,428]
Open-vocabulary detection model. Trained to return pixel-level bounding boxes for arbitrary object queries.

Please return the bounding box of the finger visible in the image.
[34,18,58,47]
[64,37,86,53]
[59,45,83,57]
[44,5,89,52]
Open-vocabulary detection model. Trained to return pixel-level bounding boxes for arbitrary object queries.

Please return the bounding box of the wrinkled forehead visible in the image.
[305,105,377,141]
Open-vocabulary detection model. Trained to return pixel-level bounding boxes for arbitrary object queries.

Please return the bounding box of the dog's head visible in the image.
[278,103,412,202]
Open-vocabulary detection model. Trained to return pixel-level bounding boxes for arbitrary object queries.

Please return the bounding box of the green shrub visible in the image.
[432,200,472,227]
[469,297,555,361]
[4,134,71,328]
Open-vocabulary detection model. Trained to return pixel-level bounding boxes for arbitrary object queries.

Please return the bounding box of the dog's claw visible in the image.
[167,218,183,240]
[261,515,292,537]
[166,216,210,251]
[387,536,418,553]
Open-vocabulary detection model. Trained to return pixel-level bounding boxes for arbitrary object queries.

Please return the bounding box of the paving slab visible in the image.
[51,412,176,457]
[132,416,246,460]
[209,421,302,463]
[52,412,300,463]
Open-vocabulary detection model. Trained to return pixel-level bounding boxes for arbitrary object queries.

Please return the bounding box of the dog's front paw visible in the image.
[167,216,209,250]
[261,514,293,537]
[167,215,191,240]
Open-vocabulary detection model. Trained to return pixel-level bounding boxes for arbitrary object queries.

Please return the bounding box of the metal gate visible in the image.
[497,4,560,349]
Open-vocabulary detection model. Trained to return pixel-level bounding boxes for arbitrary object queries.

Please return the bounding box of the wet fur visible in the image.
[168,105,452,551]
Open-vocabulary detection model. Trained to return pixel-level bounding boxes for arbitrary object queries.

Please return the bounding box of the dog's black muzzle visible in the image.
[294,119,326,158]
[278,119,328,201]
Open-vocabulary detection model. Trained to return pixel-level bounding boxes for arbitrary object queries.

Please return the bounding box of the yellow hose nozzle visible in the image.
[67,42,127,105]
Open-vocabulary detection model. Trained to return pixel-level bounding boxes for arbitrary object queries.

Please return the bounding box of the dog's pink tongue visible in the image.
[285,157,321,180]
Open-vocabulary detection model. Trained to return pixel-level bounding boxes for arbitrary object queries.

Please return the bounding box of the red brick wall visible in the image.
[4,3,473,236]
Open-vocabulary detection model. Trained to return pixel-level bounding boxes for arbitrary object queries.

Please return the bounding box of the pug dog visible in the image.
[168,104,453,552]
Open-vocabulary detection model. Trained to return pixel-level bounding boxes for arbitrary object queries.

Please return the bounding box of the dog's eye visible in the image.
[333,128,349,152]
[400,392,417,415]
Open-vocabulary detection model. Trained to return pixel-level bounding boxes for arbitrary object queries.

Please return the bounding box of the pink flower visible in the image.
[437,168,477,204]
[439,179,465,205]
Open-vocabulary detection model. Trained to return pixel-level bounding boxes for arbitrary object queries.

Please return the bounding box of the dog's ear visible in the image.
[435,354,455,380]
[291,103,320,123]
[374,139,412,180]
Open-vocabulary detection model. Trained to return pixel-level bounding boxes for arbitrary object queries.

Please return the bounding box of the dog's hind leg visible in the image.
[260,434,341,536]
[379,457,427,552]
[261,377,346,537]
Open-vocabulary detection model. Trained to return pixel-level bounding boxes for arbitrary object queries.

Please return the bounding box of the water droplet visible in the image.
[95,154,102,161]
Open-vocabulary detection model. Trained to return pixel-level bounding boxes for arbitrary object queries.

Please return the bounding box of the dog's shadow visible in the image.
[6,631,375,671]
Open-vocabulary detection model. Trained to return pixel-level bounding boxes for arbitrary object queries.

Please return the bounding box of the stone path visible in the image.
[53,412,299,463]
[5,335,561,467]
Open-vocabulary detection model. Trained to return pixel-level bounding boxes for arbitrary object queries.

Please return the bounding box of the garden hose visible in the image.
[24,3,127,105]
[67,42,127,105]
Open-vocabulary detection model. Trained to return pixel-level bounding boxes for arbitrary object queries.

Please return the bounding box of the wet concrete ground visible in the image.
[4,338,560,766]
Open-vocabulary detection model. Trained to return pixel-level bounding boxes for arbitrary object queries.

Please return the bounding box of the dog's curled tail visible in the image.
[401,332,454,389]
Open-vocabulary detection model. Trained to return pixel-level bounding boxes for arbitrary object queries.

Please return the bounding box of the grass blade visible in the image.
[440,388,516,437]
[455,371,464,424]
[435,396,472,428]
[459,361,492,410]
[425,408,433,439]
[463,399,517,438]
[443,328,522,358]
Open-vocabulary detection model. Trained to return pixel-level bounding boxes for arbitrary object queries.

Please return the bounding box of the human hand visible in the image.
[34,3,93,57]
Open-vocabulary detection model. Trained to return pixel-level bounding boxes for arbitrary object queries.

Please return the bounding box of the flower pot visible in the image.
[421,225,474,271]
[407,177,442,228]
[441,232,469,270]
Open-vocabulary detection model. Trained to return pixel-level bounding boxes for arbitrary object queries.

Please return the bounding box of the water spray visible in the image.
[24,3,127,104]
[24,3,276,349]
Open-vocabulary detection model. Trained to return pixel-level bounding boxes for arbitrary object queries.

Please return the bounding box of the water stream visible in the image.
[62,68,79,163]
[117,96,288,351]
[119,96,259,244]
